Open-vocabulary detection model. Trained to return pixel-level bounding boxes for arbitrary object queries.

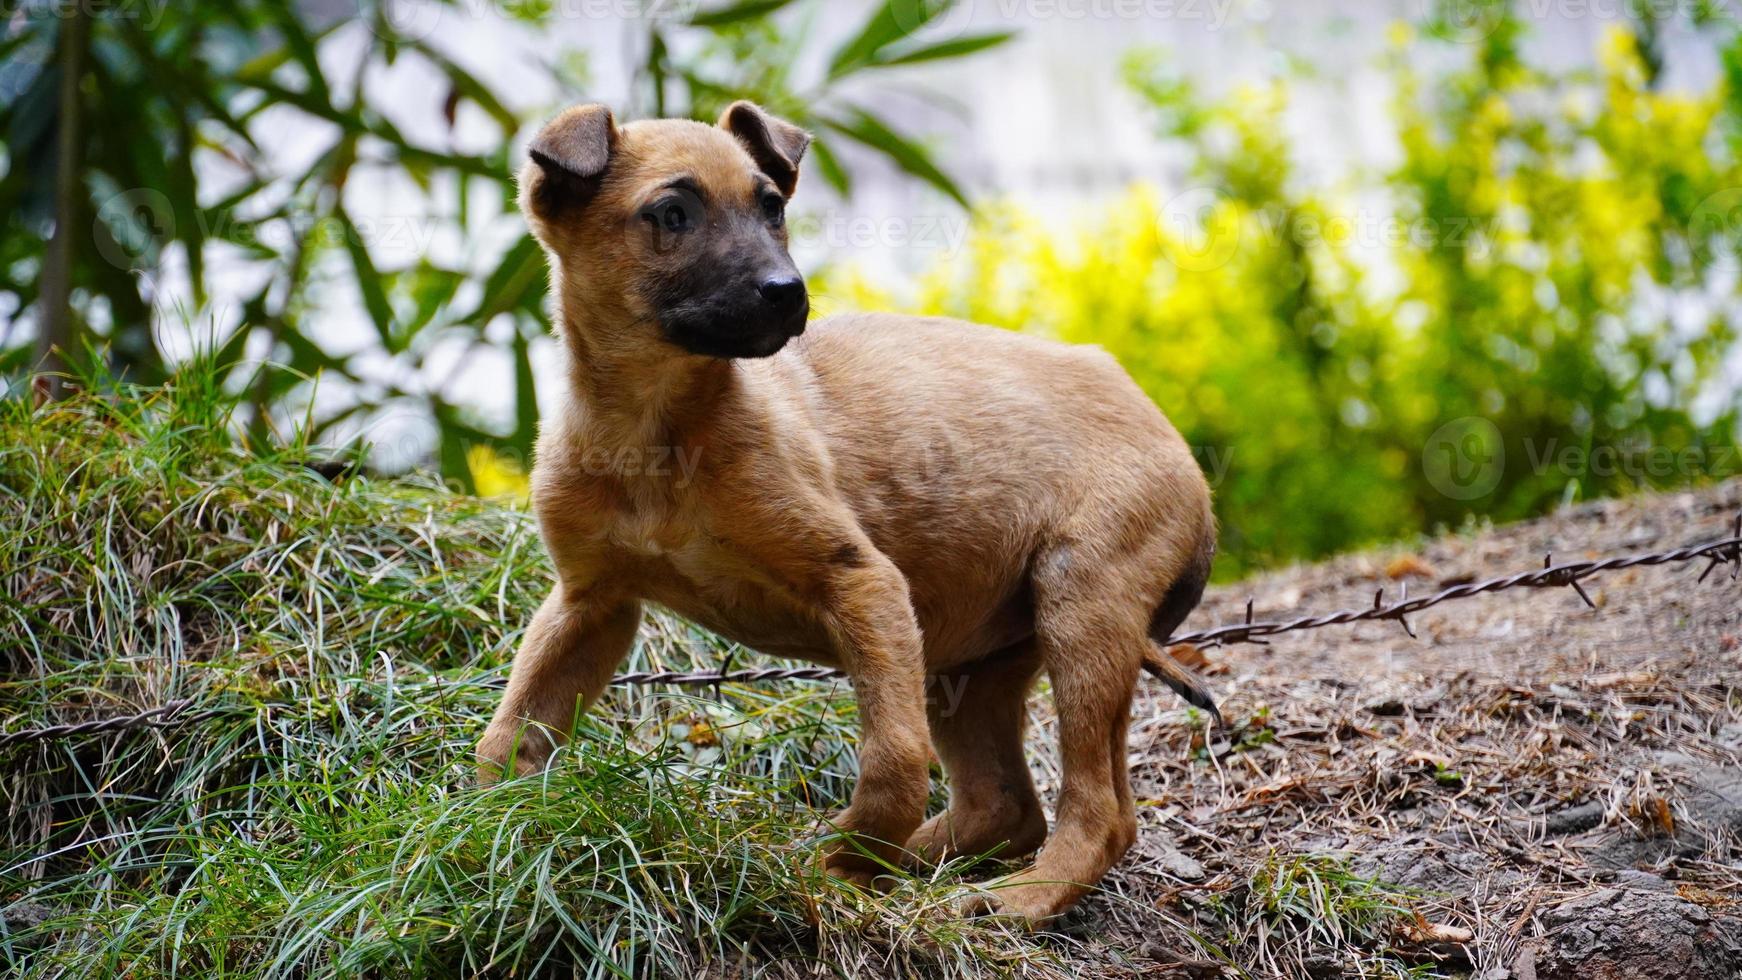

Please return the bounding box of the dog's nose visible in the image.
[758,276,806,314]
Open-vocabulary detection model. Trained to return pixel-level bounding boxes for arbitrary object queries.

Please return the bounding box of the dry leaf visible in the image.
[1651,796,1676,836]
[1587,671,1656,690]
[1386,554,1438,580]
[1167,643,1209,669]
[1409,921,1474,944]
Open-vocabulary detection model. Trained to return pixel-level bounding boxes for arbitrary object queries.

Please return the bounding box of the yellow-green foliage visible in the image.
[819,20,1742,577]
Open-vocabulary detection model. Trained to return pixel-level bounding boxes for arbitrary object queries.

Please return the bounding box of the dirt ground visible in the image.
[1030,480,1742,978]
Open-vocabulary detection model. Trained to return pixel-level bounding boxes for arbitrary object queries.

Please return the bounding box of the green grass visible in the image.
[1232,854,1432,979]
[0,365,1065,977]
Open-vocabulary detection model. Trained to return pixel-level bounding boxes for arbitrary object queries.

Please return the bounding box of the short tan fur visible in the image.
[477,101,1218,924]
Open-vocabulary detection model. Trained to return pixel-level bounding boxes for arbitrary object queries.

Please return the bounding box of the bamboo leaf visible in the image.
[510,325,538,459]
[820,107,968,208]
[263,4,332,106]
[871,30,1014,68]
[688,0,797,27]
[333,203,397,351]
[401,261,465,337]
[434,401,478,493]
[464,233,545,326]
[809,137,851,196]
[827,0,949,80]
[231,19,342,85]
[413,43,520,133]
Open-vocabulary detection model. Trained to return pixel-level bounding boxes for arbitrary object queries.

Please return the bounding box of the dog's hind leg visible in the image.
[904,642,1048,868]
[959,542,1158,924]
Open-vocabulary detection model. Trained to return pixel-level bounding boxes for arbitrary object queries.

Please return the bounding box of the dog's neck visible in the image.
[558,309,731,454]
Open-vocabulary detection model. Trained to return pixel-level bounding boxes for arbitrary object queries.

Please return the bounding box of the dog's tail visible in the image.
[1143,510,1222,728]
[1141,644,1222,729]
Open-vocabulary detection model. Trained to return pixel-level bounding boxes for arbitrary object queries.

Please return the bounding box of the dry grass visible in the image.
[1057,482,1742,977]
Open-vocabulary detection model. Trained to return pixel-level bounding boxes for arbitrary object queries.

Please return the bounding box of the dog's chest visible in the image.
[541,446,835,662]
[624,531,838,663]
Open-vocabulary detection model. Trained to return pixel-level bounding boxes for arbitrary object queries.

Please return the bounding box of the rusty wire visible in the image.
[1170,513,1742,649]
[0,700,230,749]
[3,515,1737,749]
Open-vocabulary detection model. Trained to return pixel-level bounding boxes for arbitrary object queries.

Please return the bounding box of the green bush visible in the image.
[820,17,1742,577]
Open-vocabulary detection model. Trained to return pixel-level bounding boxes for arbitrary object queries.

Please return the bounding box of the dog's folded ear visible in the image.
[522,104,618,220]
[718,101,810,198]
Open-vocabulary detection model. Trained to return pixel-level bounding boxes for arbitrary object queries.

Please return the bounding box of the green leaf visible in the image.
[401,262,465,337]
[809,137,851,196]
[413,43,520,133]
[0,23,39,68]
[647,29,668,118]
[277,327,348,378]
[464,234,545,326]
[820,107,968,208]
[238,77,504,180]
[688,0,797,27]
[264,4,332,107]
[434,402,477,494]
[871,30,1015,68]
[827,0,949,80]
[510,326,538,459]
[333,203,397,351]
[230,19,342,85]
[1,61,57,163]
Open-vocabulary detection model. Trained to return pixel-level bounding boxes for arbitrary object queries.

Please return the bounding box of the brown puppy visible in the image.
[476,101,1218,925]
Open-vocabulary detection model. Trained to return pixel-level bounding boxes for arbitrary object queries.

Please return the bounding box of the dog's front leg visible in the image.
[477,588,642,781]
[817,558,932,886]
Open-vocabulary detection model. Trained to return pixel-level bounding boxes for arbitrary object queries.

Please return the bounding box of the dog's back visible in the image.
[768,311,1215,672]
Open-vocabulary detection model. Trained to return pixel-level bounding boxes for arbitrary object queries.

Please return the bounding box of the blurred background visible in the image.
[4,0,1740,576]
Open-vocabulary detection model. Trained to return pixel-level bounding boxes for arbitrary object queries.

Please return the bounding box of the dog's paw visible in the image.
[474,739,547,785]
[819,842,904,894]
[815,817,915,891]
[954,878,1074,928]
[826,866,901,895]
[904,808,1047,869]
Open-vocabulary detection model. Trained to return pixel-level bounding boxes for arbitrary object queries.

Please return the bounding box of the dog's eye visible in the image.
[641,198,694,236]
[658,200,691,232]
[760,192,785,226]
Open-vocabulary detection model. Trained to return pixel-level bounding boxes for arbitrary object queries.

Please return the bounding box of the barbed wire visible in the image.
[1170,513,1742,649]
[3,516,1737,749]
[0,699,230,748]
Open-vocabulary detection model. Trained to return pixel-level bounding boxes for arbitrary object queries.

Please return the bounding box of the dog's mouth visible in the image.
[660,306,808,360]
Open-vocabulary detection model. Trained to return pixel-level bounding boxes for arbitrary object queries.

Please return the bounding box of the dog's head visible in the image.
[519,102,810,360]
